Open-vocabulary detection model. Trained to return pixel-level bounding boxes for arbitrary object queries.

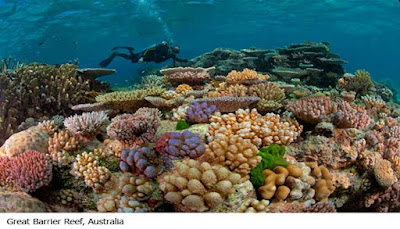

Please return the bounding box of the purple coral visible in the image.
[119,147,161,178]
[185,102,219,124]
[164,130,205,167]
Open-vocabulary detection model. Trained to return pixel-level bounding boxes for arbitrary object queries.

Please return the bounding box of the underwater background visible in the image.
[0,0,399,87]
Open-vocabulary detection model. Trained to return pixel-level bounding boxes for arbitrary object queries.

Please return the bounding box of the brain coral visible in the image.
[0,192,46,212]
[158,159,241,212]
[0,127,49,158]
[0,150,52,192]
[185,102,219,124]
[64,111,109,139]
[120,147,161,178]
[107,108,161,148]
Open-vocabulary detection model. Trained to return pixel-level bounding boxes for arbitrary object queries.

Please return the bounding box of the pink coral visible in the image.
[333,101,371,129]
[287,96,337,125]
[0,150,52,192]
[107,108,161,148]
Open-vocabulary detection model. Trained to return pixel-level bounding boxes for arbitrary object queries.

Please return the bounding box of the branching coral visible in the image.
[64,111,109,139]
[333,101,371,129]
[185,102,219,124]
[48,130,81,168]
[119,173,155,201]
[0,150,52,192]
[190,96,260,113]
[176,84,193,96]
[164,130,206,167]
[120,147,161,178]
[207,108,302,147]
[248,82,285,101]
[203,133,261,177]
[287,96,337,125]
[107,108,161,148]
[158,159,241,212]
[226,68,269,84]
[161,67,212,86]
[338,70,373,95]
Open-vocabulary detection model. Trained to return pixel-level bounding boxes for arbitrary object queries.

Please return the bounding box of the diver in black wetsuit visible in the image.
[99,41,187,67]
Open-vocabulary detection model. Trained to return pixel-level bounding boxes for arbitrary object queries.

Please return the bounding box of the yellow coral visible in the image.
[176,84,193,96]
[226,68,269,84]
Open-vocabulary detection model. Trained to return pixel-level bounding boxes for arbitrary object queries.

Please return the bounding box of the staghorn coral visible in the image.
[64,111,109,139]
[0,126,49,158]
[0,150,52,192]
[190,96,260,113]
[287,96,337,125]
[204,134,261,178]
[0,63,106,144]
[164,130,206,167]
[226,68,269,84]
[207,108,302,147]
[161,67,212,86]
[120,147,161,178]
[338,70,373,95]
[0,192,46,212]
[185,102,219,124]
[107,108,161,148]
[158,159,241,212]
[95,88,164,112]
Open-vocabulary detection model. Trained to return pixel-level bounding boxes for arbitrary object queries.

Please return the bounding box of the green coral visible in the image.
[250,144,288,187]
[176,120,190,130]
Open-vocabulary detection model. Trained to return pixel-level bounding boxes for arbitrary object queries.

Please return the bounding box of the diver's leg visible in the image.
[112,46,135,55]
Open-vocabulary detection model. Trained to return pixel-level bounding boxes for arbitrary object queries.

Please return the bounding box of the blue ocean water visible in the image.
[0,0,399,87]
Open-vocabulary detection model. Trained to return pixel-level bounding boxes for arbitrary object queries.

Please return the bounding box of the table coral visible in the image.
[107,108,161,148]
[158,159,241,212]
[64,111,109,139]
[185,102,219,124]
[0,127,49,158]
[0,150,52,192]
[120,147,161,178]
[190,96,260,113]
[161,67,212,86]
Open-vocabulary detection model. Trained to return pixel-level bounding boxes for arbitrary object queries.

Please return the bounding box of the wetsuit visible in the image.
[99,42,186,67]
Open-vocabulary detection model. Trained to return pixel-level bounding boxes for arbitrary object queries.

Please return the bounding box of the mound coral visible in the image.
[160,67,212,86]
[374,159,398,187]
[0,192,46,212]
[164,130,206,167]
[0,127,49,158]
[158,159,241,212]
[190,96,260,113]
[185,102,219,124]
[120,147,161,178]
[287,96,337,125]
[64,111,109,139]
[0,150,52,192]
[107,108,161,148]
[226,68,269,84]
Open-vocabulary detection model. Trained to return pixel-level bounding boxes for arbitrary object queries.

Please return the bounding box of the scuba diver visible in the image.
[99,41,187,67]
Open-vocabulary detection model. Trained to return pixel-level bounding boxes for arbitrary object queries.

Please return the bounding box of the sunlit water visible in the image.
[0,0,399,87]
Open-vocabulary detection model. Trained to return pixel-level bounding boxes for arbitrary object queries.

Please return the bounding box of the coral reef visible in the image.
[185,102,219,124]
[120,147,161,178]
